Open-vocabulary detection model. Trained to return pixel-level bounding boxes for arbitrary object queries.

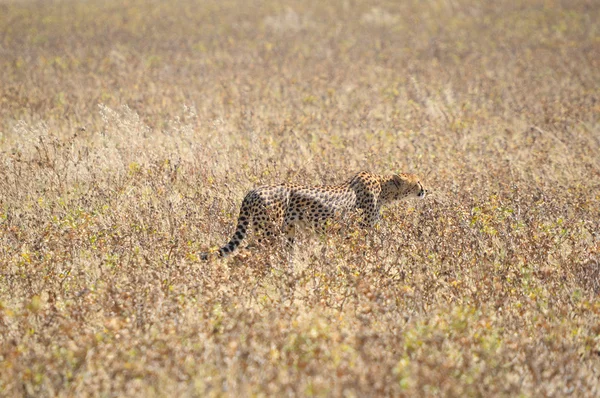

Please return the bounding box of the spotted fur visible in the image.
[200,171,427,260]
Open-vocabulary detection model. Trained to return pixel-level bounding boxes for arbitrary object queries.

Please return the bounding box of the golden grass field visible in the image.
[1,0,599,396]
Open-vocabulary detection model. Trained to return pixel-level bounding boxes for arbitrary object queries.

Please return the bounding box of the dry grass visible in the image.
[1,0,599,396]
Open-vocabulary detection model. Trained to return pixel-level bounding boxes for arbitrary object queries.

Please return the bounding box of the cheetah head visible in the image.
[391,173,428,200]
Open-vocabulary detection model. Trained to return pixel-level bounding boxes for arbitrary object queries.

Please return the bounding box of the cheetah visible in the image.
[200,171,427,260]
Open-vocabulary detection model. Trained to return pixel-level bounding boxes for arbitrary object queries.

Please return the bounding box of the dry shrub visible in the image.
[0,0,599,396]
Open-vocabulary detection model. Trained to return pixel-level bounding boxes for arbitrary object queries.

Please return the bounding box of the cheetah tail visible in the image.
[210,193,252,259]
[199,193,252,261]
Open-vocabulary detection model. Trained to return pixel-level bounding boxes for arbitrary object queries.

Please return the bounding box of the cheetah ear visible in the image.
[390,174,402,188]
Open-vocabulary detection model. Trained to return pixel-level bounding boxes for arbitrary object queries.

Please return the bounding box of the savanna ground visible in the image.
[1,0,599,396]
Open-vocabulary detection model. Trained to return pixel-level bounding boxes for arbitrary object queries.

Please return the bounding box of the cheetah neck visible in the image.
[378,175,408,203]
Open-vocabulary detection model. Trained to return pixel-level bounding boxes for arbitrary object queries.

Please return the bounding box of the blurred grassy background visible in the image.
[1,0,599,396]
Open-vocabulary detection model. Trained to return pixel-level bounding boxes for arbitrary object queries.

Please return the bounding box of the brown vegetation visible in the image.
[1,0,599,396]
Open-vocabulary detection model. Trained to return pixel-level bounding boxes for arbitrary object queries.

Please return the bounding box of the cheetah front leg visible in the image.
[283,221,296,248]
[358,197,381,228]
[365,203,382,227]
